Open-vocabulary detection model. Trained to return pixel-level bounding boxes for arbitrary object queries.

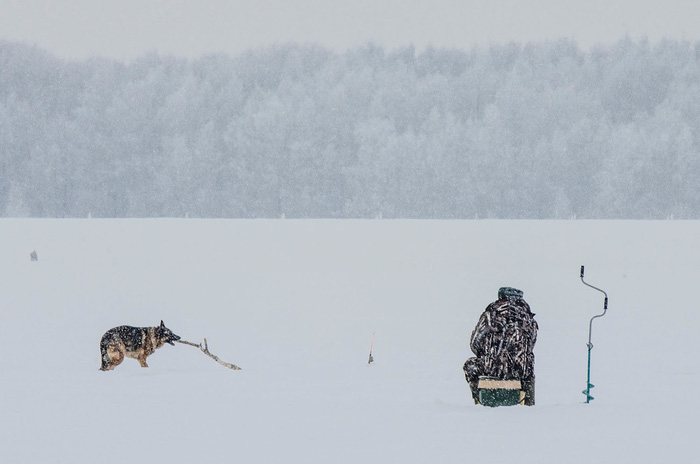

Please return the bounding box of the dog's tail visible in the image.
[99,337,110,371]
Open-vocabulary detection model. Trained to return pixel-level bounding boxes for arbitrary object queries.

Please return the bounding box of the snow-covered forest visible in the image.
[2,38,699,219]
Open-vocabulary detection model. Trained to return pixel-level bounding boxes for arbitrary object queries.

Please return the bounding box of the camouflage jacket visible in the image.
[469,298,538,380]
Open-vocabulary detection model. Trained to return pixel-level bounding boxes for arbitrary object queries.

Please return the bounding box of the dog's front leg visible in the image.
[138,356,149,368]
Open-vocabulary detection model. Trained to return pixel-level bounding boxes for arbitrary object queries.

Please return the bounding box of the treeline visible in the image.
[1,38,699,218]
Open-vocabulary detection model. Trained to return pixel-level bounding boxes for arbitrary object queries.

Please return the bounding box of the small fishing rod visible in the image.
[580,265,609,403]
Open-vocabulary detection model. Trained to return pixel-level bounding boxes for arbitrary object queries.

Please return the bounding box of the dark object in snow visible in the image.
[99,321,180,371]
[368,331,375,365]
[177,338,242,370]
[477,377,523,407]
[463,287,538,406]
[30,250,38,261]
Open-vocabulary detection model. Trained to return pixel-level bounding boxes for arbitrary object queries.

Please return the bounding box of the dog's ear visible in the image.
[160,320,165,327]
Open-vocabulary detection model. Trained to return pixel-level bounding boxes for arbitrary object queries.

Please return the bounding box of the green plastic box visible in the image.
[478,377,524,407]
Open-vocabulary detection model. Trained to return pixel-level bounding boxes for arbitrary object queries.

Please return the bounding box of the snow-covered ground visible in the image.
[1,219,697,463]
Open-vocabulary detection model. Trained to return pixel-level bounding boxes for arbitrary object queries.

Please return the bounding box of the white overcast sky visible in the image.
[1,0,698,61]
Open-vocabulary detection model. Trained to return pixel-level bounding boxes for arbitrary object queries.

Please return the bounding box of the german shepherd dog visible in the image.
[99,321,180,371]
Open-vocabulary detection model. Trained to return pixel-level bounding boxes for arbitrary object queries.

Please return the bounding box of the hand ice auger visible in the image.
[580,265,608,403]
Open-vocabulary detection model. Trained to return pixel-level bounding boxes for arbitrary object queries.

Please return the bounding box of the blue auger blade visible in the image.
[582,383,595,402]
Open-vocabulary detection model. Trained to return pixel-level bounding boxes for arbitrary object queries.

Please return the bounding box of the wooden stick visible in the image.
[177,338,242,370]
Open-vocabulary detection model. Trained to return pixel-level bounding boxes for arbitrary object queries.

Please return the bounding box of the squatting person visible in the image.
[463,287,538,405]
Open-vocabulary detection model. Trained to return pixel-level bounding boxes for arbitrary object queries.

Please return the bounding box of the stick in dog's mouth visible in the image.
[177,339,200,347]
[177,338,242,370]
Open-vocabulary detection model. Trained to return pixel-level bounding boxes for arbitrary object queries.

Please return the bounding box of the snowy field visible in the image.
[1,219,697,463]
